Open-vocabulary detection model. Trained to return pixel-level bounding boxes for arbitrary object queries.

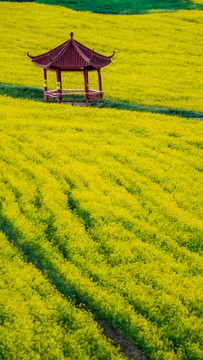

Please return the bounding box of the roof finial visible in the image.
[70,32,73,39]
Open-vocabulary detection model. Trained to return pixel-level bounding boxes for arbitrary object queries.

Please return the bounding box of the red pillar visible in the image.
[98,68,102,98]
[43,68,48,102]
[83,68,89,104]
[56,69,62,103]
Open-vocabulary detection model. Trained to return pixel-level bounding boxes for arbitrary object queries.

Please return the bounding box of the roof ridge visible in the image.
[27,40,69,61]
[72,39,92,64]
[75,40,114,60]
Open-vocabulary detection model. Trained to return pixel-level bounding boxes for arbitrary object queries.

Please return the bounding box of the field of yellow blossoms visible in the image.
[0,2,203,360]
[0,3,203,111]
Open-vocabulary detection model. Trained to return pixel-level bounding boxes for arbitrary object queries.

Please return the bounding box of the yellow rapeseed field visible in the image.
[0,231,126,360]
[191,1,203,4]
[0,94,202,359]
[0,2,203,112]
[0,2,203,359]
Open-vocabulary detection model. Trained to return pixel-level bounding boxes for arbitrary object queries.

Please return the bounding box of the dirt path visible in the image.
[98,320,149,360]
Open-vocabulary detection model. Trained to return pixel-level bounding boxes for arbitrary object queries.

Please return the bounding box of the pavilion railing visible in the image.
[45,89,103,102]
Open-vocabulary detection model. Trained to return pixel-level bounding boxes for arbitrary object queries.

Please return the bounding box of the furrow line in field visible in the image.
[0,198,169,360]
[0,96,202,359]
[0,158,202,333]
[0,231,130,360]
[7,124,202,257]
[0,192,201,360]
[0,128,201,294]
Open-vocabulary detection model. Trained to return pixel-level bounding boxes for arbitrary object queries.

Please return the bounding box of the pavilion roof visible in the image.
[28,32,114,71]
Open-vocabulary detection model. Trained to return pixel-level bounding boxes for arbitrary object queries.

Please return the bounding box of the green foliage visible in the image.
[0,95,202,359]
[3,0,203,13]
[0,83,43,102]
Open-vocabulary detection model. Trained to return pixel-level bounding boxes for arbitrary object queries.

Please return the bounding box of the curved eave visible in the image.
[27,40,69,60]
[27,53,51,68]
[30,58,112,70]
[74,40,115,60]
[109,51,115,59]
[32,60,52,68]
[91,50,115,61]
[31,61,112,70]
[87,62,112,70]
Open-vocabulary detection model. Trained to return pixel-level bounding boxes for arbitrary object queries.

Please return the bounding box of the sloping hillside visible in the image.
[0,3,203,111]
[0,95,202,359]
[0,2,203,359]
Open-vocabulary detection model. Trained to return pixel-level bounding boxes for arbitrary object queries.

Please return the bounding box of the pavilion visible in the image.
[27,32,114,104]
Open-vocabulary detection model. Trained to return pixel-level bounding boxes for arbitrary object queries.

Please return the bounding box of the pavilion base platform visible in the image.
[45,89,103,104]
[61,102,88,107]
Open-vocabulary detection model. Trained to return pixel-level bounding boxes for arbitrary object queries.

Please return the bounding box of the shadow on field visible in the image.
[0,83,44,102]
[1,82,202,119]
[91,99,203,119]
[0,210,148,360]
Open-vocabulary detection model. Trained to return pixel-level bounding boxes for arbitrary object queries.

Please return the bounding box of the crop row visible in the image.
[0,96,202,359]
[0,230,128,360]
